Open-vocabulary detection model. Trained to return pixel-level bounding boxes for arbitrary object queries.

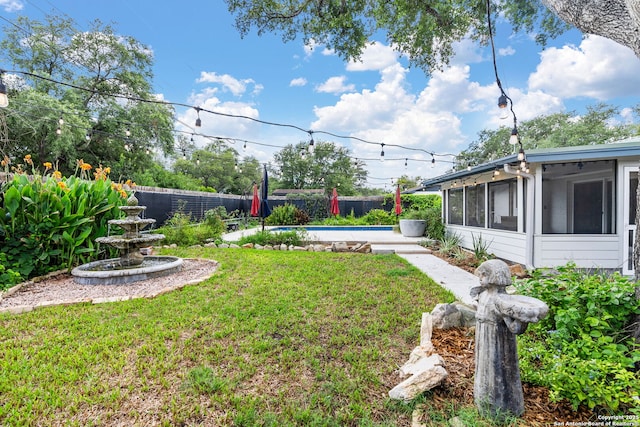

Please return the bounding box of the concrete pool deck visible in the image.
[223,226,477,304]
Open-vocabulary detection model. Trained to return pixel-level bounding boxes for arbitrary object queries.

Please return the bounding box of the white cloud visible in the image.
[178,91,262,144]
[528,35,640,100]
[315,76,355,94]
[303,39,318,58]
[311,59,468,168]
[346,42,398,72]
[0,0,22,12]
[289,77,307,87]
[499,46,515,56]
[196,71,260,97]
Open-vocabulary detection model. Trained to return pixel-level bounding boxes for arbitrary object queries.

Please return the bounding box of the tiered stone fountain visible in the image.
[71,194,183,285]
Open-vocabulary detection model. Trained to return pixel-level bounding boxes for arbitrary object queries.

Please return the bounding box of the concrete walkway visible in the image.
[222,227,478,304]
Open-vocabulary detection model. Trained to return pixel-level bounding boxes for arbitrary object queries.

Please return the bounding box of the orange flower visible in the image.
[81,163,92,171]
[1,155,10,167]
[104,167,111,174]
[119,190,127,198]
[24,154,33,165]
[57,181,67,190]
[43,162,52,170]
[53,170,62,179]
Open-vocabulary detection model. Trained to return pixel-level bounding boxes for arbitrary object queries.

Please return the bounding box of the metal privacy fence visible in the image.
[134,186,387,226]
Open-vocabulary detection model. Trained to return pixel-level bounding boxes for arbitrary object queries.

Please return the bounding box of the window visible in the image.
[465,184,485,227]
[448,188,463,225]
[489,179,517,231]
[542,160,615,234]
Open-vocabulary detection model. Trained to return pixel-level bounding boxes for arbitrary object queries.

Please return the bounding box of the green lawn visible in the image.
[0,248,455,426]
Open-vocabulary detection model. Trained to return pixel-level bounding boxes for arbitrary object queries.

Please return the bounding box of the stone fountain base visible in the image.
[71,256,184,285]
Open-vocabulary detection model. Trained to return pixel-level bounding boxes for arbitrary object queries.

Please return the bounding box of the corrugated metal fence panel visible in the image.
[134,187,386,226]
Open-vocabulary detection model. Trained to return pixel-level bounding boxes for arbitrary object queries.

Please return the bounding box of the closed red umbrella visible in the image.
[394,185,402,216]
[250,183,259,216]
[330,187,340,216]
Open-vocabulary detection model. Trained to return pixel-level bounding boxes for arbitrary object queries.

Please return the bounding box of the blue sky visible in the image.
[2,0,640,189]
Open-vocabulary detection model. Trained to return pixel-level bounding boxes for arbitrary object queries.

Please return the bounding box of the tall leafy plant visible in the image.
[0,164,127,287]
[516,263,640,412]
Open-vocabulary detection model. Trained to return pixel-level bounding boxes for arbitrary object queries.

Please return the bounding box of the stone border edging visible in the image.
[0,258,218,316]
[170,241,373,253]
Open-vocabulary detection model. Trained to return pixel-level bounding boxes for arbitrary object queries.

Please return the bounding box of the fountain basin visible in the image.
[96,233,165,249]
[71,256,184,285]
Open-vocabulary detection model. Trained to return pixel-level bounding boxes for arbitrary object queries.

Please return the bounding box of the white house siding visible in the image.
[534,235,620,269]
[446,225,528,265]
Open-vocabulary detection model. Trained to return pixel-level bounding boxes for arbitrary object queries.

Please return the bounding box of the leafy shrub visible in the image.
[0,170,126,284]
[471,232,493,263]
[359,209,396,225]
[402,209,427,220]
[424,208,445,241]
[203,208,228,236]
[294,208,310,225]
[516,263,640,413]
[237,229,307,247]
[385,193,441,213]
[0,253,22,291]
[265,204,298,225]
[437,231,462,255]
[155,210,226,246]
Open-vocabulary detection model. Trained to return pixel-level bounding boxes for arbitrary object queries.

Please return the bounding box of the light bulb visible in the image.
[0,81,8,108]
[509,127,519,145]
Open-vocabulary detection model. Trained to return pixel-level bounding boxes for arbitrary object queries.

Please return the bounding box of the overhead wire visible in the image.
[4,69,458,165]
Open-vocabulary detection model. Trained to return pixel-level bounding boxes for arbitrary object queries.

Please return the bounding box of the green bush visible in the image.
[265,204,309,226]
[0,173,126,284]
[237,229,307,247]
[154,210,226,246]
[424,208,445,241]
[0,253,21,291]
[516,263,640,413]
[203,208,228,236]
[359,209,396,225]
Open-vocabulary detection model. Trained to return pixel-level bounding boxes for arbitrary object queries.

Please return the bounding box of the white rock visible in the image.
[389,354,448,401]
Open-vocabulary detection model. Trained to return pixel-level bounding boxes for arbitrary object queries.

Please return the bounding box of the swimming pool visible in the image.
[271,225,394,231]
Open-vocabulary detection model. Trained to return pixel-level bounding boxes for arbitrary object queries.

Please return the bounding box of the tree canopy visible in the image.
[225,0,640,74]
[271,140,368,195]
[454,103,640,170]
[1,15,175,177]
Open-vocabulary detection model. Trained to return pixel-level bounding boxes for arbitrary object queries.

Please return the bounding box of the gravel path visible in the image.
[0,258,219,313]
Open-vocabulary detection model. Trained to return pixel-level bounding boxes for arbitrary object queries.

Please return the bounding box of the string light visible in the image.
[486,0,526,171]
[1,68,465,175]
[308,130,315,154]
[195,107,202,127]
[0,72,8,108]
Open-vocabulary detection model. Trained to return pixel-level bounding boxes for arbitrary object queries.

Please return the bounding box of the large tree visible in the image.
[1,15,175,177]
[455,103,639,170]
[272,140,367,195]
[172,138,261,194]
[225,0,639,73]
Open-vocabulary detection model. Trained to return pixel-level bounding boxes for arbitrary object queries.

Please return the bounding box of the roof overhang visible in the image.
[421,138,640,190]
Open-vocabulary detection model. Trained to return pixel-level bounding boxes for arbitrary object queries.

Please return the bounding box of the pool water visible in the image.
[272,225,394,231]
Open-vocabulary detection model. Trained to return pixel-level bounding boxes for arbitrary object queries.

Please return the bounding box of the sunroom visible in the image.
[421,138,640,274]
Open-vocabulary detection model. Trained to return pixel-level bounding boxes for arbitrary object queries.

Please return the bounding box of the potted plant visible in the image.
[399,210,427,237]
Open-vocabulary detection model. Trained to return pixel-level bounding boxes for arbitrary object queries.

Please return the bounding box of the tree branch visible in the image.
[542,0,640,56]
